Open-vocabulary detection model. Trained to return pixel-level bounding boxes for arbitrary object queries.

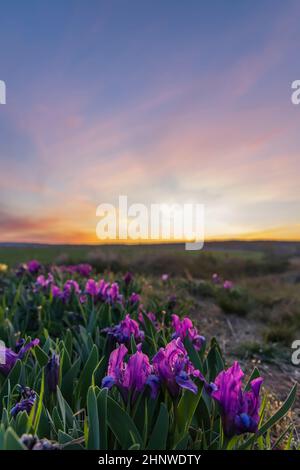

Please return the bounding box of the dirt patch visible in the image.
[192,299,300,433]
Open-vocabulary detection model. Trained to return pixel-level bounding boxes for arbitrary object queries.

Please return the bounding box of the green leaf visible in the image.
[34,345,49,367]
[97,387,108,450]
[130,334,137,353]
[175,384,202,442]
[64,329,73,358]
[107,396,143,449]
[128,443,140,450]
[183,337,203,372]
[147,403,169,450]
[205,338,225,382]
[27,371,45,434]
[4,427,27,450]
[87,386,100,449]
[61,356,81,404]
[245,367,261,391]
[52,406,64,433]
[15,410,29,436]
[76,344,99,405]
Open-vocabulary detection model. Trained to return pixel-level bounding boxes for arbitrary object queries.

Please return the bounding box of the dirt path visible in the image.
[192,299,300,433]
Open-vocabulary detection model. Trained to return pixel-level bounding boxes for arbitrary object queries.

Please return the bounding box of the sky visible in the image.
[0,0,300,244]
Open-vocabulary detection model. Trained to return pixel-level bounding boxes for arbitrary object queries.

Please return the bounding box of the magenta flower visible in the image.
[51,284,63,299]
[171,314,205,351]
[85,279,123,304]
[152,338,198,397]
[36,273,54,289]
[210,362,263,437]
[161,274,169,282]
[85,279,100,297]
[51,281,80,302]
[223,280,234,290]
[0,339,40,376]
[98,279,110,300]
[102,344,159,401]
[59,264,92,277]
[129,292,140,305]
[107,282,123,304]
[63,280,80,295]
[26,260,41,274]
[74,264,92,277]
[102,314,145,345]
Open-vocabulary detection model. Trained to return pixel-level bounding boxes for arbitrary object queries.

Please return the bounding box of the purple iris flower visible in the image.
[124,272,133,286]
[212,273,221,284]
[36,273,54,289]
[85,279,123,304]
[97,279,110,300]
[51,280,81,302]
[74,264,92,277]
[50,281,80,302]
[102,314,145,345]
[51,284,63,299]
[107,282,123,304]
[152,338,198,398]
[45,353,60,393]
[63,280,80,295]
[26,260,41,274]
[20,434,60,450]
[129,292,140,305]
[85,278,100,297]
[59,264,92,277]
[223,280,234,290]
[210,362,263,437]
[11,386,36,417]
[171,314,205,351]
[102,344,159,402]
[0,339,40,376]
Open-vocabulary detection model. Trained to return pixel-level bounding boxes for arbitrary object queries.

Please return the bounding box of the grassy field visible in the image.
[0,241,299,449]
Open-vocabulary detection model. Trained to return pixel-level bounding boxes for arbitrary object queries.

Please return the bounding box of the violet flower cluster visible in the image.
[11,386,36,417]
[58,264,92,277]
[206,362,263,437]
[171,314,205,351]
[85,279,123,304]
[152,338,198,397]
[102,338,199,400]
[26,260,41,274]
[17,260,42,276]
[102,344,159,402]
[212,273,234,290]
[0,339,40,376]
[102,314,145,345]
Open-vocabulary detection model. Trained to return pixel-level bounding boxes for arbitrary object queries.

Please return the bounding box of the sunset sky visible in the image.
[0,0,300,243]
